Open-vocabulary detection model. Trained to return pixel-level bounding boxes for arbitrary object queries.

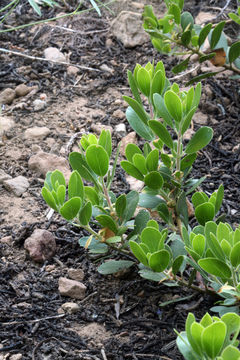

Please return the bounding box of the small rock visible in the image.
[120,131,137,156]
[126,176,144,191]
[115,123,126,136]
[28,152,71,180]
[195,12,216,24]
[0,116,15,135]
[91,123,113,135]
[113,109,125,120]
[183,128,194,141]
[15,84,31,97]
[132,1,144,9]
[110,11,149,48]
[24,229,56,263]
[0,88,15,105]
[31,144,42,153]
[67,66,79,77]
[193,111,208,125]
[68,268,84,281]
[204,84,213,99]
[100,64,114,74]
[0,169,12,183]
[9,354,23,360]
[0,236,12,245]
[32,99,47,111]
[45,264,56,272]
[3,176,29,196]
[24,126,51,140]
[44,47,66,62]
[61,302,80,314]
[58,277,86,299]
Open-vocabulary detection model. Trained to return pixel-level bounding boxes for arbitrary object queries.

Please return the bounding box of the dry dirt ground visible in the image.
[0,0,239,359]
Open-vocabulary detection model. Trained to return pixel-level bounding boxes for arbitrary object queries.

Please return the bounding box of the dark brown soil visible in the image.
[0,0,239,359]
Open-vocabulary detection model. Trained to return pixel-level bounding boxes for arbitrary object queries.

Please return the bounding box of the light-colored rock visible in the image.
[115,123,126,136]
[24,126,50,140]
[126,175,144,191]
[24,229,56,263]
[113,109,125,120]
[120,131,137,156]
[9,354,23,360]
[3,176,29,196]
[67,66,79,77]
[195,12,215,25]
[32,144,42,153]
[100,64,114,74]
[110,11,149,48]
[61,302,80,314]
[0,88,15,105]
[91,123,113,135]
[183,128,194,141]
[15,84,31,97]
[0,116,15,135]
[68,268,84,281]
[0,169,12,183]
[44,47,66,62]
[193,111,208,125]
[32,99,47,111]
[58,277,86,299]
[28,152,71,180]
[0,236,12,245]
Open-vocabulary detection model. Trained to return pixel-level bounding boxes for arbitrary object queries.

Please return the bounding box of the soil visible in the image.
[0,0,239,359]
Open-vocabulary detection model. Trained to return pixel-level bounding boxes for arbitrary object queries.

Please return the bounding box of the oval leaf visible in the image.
[201,322,226,358]
[185,126,213,154]
[98,260,135,275]
[164,90,182,122]
[149,120,173,148]
[86,144,109,177]
[144,171,163,190]
[60,197,82,220]
[68,170,84,200]
[195,203,215,225]
[121,160,144,181]
[198,258,232,278]
[149,250,170,272]
[130,240,148,267]
[229,41,240,64]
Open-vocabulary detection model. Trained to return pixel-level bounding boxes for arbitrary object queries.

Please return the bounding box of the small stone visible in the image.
[9,355,23,360]
[0,116,15,135]
[115,123,126,136]
[28,151,71,180]
[24,229,56,263]
[183,128,194,141]
[0,169,12,183]
[67,66,79,77]
[113,109,125,120]
[110,11,149,48]
[0,236,12,245]
[0,88,15,105]
[193,111,208,125]
[126,176,144,191]
[32,99,47,111]
[120,131,137,156]
[45,265,56,272]
[100,64,114,74]
[24,126,50,140]
[105,38,113,48]
[91,123,113,135]
[44,47,66,62]
[32,144,42,153]
[132,1,144,9]
[58,277,86,299]
[195,12,216,24]
[15,84,31,97]
[68,268,84,281]
[3,176,29,196]
[61,302,80,314]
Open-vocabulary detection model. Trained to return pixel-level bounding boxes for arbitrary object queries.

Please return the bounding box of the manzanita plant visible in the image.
[142,0,240,83]
[176,312,240,360]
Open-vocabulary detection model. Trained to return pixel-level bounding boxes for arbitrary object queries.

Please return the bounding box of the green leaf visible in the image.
[198,258,232,278]
[185,126,213,154]
[199,53,216,63]
[201,322,226,358]
[144,171,164,190]
[98,130,112,158]
[130,209,150,237]
[200,313,213,328]
[151,70,165,96]
[230,242,240,267]
[86,144,109,177]
[98,260,135,275]
[125,144,142,162]
[148,120,173,148]
[180,153,197,170]
[210,21,226,49]
[215,184,224,214]
[137,67,151,97]
[181,11,194,31]
[139,193,164,209]
[123,191,139,222]
[57,185,66,205]
[79,201,92,225]
[181,106,197,135]
[164,90,182,122]
[192,234,206,256]
[176,192,188,227]
[127,70,142,104]
[123,96,149,125]
[115,194,127,219]
[181,32,192,47]
[186,72,219,86]
[121,160,144,181]
[141,227,162,253]
[221,312,240,347]
[172,255,184,275]
[28,0,42,15]
[228,12,240,25]
[106,236,122,244]
[41,187,58,211]
[133,154,148,175]
[157,202,170,223]
[192,192,209,208]
[176,331,197,360]
[169,4,181,24]
[69,152,97,183]
[190,322,204,355]
[89,0,101,16]
[51,170,66,191]
[68,170,84,200]
[229,41,240,64]
[130,241,148,267]
[96,214,118,234]
[172,56,190,74]
[125,106,154,141]
[84,186,99,205]
[139,268,167,282]
[221,345,240,360]
[195,203,215,225]
[161,153,172,168]
[60,197,82,220]
[153,93,174,128]
[149,250,170,272]
[145,149,159,172]
[198,23,212,47]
